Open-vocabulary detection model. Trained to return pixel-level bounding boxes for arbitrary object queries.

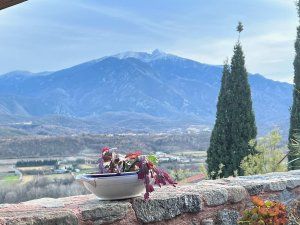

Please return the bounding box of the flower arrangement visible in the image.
[239,196,288,225]
[98,147,176,199]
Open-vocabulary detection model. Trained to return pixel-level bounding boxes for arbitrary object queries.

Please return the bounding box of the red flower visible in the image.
[102,147,110,153]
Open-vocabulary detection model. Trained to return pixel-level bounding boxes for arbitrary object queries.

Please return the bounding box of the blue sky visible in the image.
[0,0,297,82]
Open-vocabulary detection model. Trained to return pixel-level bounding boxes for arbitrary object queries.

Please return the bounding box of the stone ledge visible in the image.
[0,170,299,225]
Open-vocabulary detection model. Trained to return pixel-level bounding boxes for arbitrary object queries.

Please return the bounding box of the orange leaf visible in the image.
[125,151,142,159]
[251,196,265,207]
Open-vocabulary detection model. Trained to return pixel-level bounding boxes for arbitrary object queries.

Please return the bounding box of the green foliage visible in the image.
[207,24,257,179]
[207,60,231,179]
[209,163,225,179]
[147,155,158,165]
[289,0,300,170]
[288,133,300,169]
[240,130,287,176]
[199,164,208,178]
[170,168,191,181]
[236,22,244,33]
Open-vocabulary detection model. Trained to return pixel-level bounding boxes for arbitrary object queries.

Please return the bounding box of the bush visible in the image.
[240,130,287,175]
[239,196,288,225]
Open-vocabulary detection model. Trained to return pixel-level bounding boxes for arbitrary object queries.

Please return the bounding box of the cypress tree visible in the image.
[288,0,300,170]
[207,60,231,178]
[207,22,257,178]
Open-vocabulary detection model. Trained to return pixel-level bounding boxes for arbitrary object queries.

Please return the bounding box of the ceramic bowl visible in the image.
[76,172,145,200]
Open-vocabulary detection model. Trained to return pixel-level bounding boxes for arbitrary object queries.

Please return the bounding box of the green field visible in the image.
[0,173,19,185]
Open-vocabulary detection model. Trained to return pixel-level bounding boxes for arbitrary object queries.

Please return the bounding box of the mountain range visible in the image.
[0,49,293,136]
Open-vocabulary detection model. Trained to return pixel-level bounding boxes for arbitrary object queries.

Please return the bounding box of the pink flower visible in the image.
[102,147,110,153]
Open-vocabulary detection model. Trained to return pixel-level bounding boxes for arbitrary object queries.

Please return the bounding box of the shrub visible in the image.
[239,196,288,225]
[240,130,287,175]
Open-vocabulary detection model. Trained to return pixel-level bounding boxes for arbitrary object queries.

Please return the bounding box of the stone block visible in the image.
[200,188,228,206]
[132,193,202,223]
[217,209,239,225]
[79,200,131,224]
[225,186,247,203]
[2,210,78,225]
[266,180,287,191]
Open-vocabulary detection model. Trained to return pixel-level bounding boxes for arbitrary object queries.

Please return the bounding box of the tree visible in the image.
[207,22,257,178]
[288,0,300,170]
[207,60,231,178]
[288,133,300,169]
[236,21,243,41]
[240,130,287,175]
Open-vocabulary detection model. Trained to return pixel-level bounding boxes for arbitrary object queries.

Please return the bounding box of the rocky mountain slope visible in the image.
[0,50,292,135]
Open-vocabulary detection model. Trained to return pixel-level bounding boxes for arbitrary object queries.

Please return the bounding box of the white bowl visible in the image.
[76,172,145,200]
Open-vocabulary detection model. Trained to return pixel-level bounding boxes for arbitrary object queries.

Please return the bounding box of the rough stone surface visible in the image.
[79,200,130,224]
[200,188,228,206]
[225,186,247,203]
[287,178,300,189]
[25,198,65,208]
[132,193,202,223]
[279,190,297,203]
[1,210,78,225]
[217,209,239,225]
[266,180,287,191]
[0,170,298,225]
[201,219,214,225]
[240,183,265,195]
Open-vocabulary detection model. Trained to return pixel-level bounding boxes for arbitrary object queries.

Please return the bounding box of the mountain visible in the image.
[0,50,293,136]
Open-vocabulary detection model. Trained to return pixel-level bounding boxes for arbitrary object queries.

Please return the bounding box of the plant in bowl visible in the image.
[76,147,176,200]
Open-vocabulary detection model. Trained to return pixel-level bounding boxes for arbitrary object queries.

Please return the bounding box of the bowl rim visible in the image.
[83,171,138,178]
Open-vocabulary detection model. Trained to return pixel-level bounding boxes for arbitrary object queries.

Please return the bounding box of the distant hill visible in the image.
[0,133,210,158]
[0,49,292,136]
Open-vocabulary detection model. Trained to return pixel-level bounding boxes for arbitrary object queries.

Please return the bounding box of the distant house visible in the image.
[158,157,170,162]
[180,173,205,184]
[155,151,166,157]
[53,169,68,174]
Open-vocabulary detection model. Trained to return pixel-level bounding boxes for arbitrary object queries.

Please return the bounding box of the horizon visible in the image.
[1,48,293,85]
[0,0,297,83]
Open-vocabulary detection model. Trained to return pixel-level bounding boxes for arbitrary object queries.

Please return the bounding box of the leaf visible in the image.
[125,151,142,159]
[251,196,265,207]
[265,200,273,208]
[147,155,158,165]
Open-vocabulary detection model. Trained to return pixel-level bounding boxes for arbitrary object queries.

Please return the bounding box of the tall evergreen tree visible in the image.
[207,60,231,178]
[207,23,257,178]
[288,0,300,170]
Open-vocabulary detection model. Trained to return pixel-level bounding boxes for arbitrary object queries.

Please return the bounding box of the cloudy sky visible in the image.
[0,0,297,82]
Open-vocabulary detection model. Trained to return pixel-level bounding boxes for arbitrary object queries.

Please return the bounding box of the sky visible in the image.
[0,0,298,83]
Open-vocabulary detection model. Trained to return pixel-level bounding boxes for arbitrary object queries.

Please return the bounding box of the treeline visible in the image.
[16,159,58,167]
[0,133,210,158]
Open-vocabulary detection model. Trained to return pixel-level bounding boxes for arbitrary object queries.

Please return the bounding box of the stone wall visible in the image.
[0,170,299,225]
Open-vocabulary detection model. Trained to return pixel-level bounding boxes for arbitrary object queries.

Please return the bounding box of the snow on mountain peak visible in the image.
[113,49,175,62]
